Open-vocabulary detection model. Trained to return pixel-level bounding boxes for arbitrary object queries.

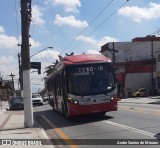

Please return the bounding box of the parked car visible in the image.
[132,88,148,97]
[32,94,43,106]
[42,94,48,102]
[8,96,24,110]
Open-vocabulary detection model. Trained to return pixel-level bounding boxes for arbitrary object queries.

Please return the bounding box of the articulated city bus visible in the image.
[46,54,118,117]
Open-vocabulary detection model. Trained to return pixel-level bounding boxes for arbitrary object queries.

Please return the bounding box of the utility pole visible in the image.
[151,37,154,95]
[100,42,118,67]
[18,53,23,92]
[112,42,116,67]
[108,42,118,68]
[9,73,15,95]
[21,0,33,127]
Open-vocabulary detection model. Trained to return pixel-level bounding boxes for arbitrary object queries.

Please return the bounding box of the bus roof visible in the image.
[45,54,112,81]
[62,54,111,65]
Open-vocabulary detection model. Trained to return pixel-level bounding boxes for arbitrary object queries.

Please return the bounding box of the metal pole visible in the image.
[21,0,33,127]
[30,47,53,58]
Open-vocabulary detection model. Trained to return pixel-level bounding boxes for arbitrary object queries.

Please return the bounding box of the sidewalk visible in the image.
[0,101,54,147]
[119,96,160,104]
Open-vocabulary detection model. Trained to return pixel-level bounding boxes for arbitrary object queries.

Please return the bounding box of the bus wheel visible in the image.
[99,112,106,116]
[136,94,140,97]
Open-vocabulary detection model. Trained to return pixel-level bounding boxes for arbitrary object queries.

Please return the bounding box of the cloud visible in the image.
[32,5,45,26]
[98,36,119,47]
[51,0,81,12]
[54,14,88,28]
[76,35,118,54]
[0,56,14,65]
[32,49,60,60]
[76,36,97,44]
[0,25,5,33]
[76,35,118,47]
[29,38,41,48]
[86,49,100,54]
[0,34,18,49]
[0,25,41,50]
[0,56,18,79]
[118,2,160,22]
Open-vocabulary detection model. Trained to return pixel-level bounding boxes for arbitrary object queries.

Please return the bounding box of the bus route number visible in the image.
[78,66,103,73]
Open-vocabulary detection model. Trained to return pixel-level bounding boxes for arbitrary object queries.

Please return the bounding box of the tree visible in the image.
[44,64,56,76]
[44,52,74,76]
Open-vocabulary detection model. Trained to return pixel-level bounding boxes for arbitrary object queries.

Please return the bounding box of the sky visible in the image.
[0,0,160,93]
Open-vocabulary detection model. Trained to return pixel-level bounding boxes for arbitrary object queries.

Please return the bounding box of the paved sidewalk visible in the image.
[119,96,160,104]
[0,101,8,114]
[0,101,54,148]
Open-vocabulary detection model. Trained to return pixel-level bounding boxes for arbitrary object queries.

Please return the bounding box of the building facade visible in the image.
[100,36,160,97]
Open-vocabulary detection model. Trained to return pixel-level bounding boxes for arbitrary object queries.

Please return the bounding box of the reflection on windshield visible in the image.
[11,97,23,102]
[32,95,40,98]
[67,63,116,96]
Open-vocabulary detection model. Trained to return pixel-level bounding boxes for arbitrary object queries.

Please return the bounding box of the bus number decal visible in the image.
[77,66,104,73]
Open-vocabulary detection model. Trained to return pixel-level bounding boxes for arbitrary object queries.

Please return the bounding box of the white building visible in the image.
[100,36,160,97]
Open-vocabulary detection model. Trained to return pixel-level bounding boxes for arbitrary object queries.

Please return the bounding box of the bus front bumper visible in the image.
[67,100,117,116]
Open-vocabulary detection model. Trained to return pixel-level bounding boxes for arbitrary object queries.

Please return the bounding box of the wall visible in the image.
[125,73,151,97]
[103,41,160,63]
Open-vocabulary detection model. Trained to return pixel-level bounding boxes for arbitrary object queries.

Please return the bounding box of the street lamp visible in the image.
[30,47,54,58]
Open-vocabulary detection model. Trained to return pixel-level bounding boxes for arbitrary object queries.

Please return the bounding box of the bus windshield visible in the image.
[67,63,116,96]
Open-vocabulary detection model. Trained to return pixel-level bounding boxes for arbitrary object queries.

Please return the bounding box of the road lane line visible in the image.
[119,106,160,116]
[54,128,78,147]
[0,114,12,130]
[103,120,159,138]
[41,115,78,148]
[119,106,159,111]
[0,109,6,115]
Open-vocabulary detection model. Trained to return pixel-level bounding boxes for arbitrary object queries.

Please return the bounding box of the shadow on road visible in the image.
[149,101,160,105]
[34,108,113,129]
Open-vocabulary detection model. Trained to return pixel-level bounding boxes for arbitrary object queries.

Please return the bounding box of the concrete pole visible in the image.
[151,38,154,95]
[21,0,33,127]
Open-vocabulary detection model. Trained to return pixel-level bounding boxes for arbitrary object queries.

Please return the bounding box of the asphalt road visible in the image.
[33,99,160,148]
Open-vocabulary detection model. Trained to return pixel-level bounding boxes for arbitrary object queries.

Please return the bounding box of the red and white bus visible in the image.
[46,54,118,117]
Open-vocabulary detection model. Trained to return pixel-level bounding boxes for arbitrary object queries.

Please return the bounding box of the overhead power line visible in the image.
[88,0,129,36]
[31,0,40,38]
[69,0,130,53]
[63,0,114,54]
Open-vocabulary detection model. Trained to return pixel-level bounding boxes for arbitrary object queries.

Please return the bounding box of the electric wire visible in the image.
[62,0,114,54]
[31,0,40,38]
[68,0,130,54]
[14,0,20,72]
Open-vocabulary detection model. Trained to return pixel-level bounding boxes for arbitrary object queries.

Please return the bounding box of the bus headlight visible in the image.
[68,98,79,104]
[110,95,116,101]
[74,100,79,104]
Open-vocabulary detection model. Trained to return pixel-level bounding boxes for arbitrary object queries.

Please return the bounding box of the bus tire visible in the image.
[136,94,140,97]
[99,112,106,116]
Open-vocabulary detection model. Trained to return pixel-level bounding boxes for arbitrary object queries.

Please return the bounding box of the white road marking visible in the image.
[0,109,6,114]
[103,121,157,138]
